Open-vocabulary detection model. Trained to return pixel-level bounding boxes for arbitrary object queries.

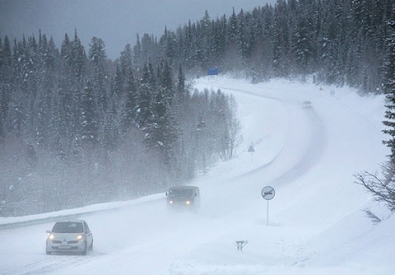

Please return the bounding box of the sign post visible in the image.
[248,144,255,162]
[207,67,218,81]
[261,186,275,225]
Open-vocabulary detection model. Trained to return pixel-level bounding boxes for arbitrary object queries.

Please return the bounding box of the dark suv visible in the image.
[166,186,200,209]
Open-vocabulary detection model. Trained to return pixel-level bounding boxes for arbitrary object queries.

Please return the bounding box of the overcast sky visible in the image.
[0,0,277,60]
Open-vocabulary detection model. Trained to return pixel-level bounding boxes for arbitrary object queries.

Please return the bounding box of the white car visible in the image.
[46,219,93,255]
[302,100,312,108]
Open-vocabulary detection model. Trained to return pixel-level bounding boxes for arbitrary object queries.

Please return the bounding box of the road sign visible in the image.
[207,67,218,75]
[261,186,275,225]
[261,186,275,200]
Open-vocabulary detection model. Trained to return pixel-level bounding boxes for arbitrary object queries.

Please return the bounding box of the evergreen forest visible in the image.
[1,0,395,216]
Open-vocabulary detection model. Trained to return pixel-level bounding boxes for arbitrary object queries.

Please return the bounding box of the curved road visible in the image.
[0,82,328,275]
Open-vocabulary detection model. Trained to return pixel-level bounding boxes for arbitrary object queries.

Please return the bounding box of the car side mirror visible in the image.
[165,192,168,196]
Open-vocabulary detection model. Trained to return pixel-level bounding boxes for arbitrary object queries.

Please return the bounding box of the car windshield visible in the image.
[52,222,83,233]
[168,189,195,197]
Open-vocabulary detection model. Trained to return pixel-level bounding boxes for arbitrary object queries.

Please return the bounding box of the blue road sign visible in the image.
[207,67,219,75]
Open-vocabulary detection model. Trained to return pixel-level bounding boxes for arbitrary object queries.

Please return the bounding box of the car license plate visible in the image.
[59,245,71,249]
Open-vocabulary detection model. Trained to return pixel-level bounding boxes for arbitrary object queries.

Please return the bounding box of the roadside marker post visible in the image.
[248,144,255,162]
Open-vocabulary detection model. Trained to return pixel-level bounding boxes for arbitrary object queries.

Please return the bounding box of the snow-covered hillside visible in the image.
[0,76,393,275]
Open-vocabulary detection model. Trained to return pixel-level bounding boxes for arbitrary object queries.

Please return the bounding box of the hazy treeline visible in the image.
[1,0,394,216]
[0,31,241,216]
[136,0,394,92]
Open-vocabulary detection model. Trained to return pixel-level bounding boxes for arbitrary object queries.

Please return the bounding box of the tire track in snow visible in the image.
[219,86,327,185]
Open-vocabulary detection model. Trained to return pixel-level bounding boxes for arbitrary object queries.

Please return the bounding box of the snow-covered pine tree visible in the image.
[121,67,138,133]
[80,81,98,146]
[383,19,395,160]
[89,36,108,111]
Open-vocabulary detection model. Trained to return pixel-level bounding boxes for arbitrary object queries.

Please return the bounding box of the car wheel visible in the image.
[81,242,87,255]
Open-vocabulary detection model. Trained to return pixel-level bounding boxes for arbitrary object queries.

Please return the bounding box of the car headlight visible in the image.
[185,200,191,205]
[77,234,84,240]
[169,200,174,204]
[48,234,55,240]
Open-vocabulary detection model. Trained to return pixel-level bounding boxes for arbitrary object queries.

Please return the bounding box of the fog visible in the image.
[1,76,393,274]
[0,0,277,60]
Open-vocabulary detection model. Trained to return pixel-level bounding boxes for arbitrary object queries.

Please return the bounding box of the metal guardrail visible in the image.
[0,193,166,230]
[0,213,82,230]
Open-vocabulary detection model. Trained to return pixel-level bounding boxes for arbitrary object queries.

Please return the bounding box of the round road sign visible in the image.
[261,186,275,200]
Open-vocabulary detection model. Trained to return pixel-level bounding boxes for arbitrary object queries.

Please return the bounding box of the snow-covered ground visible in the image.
[0,76,393,275]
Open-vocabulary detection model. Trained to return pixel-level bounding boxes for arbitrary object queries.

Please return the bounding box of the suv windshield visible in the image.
[52,222,83,233]
[168,189,194,197]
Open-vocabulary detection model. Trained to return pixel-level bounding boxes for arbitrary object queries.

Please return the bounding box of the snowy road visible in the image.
[0,77,393,275]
